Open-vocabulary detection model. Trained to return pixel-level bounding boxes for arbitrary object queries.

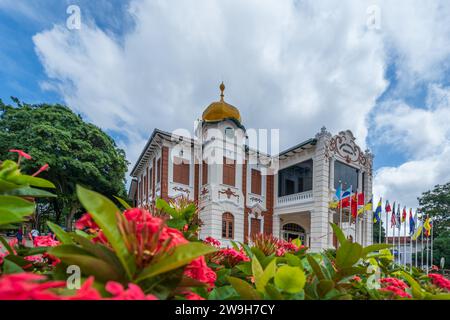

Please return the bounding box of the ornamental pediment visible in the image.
[325,130,372,170]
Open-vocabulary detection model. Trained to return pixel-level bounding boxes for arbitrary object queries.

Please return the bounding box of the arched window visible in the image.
[282,223,305,242]
[222,212,234,239]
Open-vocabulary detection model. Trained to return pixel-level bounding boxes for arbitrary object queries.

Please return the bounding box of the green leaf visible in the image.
[336,242,363,269]
[114,196,132,210]
[274,265,306,294]
[307,255,326,280]
[208,286,238,300]
[9,175,55,189]
[292,238,302,248]
[0,236,14,255]
[0,195,35,216]
[48,245,123,283]
[0,195,35,225]
[265,284,284,300]
[166,218,187,230]
[4,187,56,198]
[76,185,135,279]
[256,258,277,294]
[252,255,264,284]
[285,253,302,267]
[317,280,335,297]
[361,244,392,257]
[330,223,347,245]
[0,178,21,192]
[2,259,24,274]
[70,233,125,275]
[236,262,252,276]
[230,240,240,251]
[228,276,261,300]
[47,221,73,244]
[155,198,179,218]
[395,271,425,299]
[137,242,217,281]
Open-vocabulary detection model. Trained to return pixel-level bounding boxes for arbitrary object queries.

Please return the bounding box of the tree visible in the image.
[372,220,386,243]
[0,98,129,230]
[431,230,450,269]
[418,182,450,238]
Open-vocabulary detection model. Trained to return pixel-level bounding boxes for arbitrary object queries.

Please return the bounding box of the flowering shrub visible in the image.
[0,152,449,300]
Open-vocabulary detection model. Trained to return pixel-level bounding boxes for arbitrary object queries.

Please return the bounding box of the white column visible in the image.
[311,138,330,252]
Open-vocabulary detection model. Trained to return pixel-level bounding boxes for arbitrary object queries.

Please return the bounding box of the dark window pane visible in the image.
[278,159,313,197]
[334,161,358,192]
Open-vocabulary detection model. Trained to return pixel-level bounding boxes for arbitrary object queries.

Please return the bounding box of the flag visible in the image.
[341,187,352,199]
[335,185,342,201]
[390,202,397,227]
[351,193,359,218]
[329,184,343,208]
[401,206,407,222]
[409,209,415,235]
[373,197,382,223]
[358,197,372,215]
[385,200,391,213]
[412,224,423,240]
[423,216,431,237]
[396,205,401,229]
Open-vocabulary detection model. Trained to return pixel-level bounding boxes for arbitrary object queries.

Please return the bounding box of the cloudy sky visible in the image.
[1,0,450,214]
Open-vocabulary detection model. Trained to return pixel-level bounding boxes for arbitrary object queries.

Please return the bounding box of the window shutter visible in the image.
[251,169,262,195]
[157,158,161,182]
[173,157,190,185]
[202,161,208,185]
[250,218,261,238]
[223,157,236,186]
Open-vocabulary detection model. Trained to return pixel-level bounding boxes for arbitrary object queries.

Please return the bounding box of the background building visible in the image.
[129,83,374,251]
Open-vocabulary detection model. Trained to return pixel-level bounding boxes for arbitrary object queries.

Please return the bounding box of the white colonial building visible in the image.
[129,83,374,251]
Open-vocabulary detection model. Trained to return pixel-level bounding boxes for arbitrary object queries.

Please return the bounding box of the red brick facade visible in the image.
[161,146,169,201]
[264,174,274,235]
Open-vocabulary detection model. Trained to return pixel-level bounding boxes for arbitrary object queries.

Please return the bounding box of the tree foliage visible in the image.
[418,182,450,238]
[0,99,128,229]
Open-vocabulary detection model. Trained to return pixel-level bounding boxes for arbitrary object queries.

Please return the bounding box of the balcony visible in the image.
[276,190,313,207]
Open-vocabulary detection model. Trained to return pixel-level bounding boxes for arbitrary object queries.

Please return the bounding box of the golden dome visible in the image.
[202,82,242,123]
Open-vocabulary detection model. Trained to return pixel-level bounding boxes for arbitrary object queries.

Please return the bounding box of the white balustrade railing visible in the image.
[276,190,313,207]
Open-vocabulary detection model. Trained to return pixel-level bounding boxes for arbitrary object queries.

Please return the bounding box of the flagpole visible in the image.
[403,208,407,269]
[426,232,429,275]
[410,212,413,273]
[339,181,342,232]
[414,211,418,268]
[385,201,389,244]
[347,185,352,241]
[396,204,400,265]
[421,216,424,269]
[431,219,434,271]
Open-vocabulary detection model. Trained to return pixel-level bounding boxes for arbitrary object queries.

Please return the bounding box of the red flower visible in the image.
[0,273,65,300]
[379,277,411,298]
[184,256,217,288]
[105,281,158,300]
[67,276,102,300]
[32,164,49,177]
[9,149,32,160]
[211,247,250,267]
[380,286,412,298]
[204,236,221,248]
[352,276,362,282]
[33,235,60,248]
[182,291,205,300]
[428,273,450,291]
[75,213,99,230]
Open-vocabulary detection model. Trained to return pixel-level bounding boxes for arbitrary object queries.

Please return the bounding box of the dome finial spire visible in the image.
[220,82,225,101]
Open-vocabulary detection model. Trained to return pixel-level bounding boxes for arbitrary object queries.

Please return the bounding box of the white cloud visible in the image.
[373,85,450,208]
[31,0,450,198]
